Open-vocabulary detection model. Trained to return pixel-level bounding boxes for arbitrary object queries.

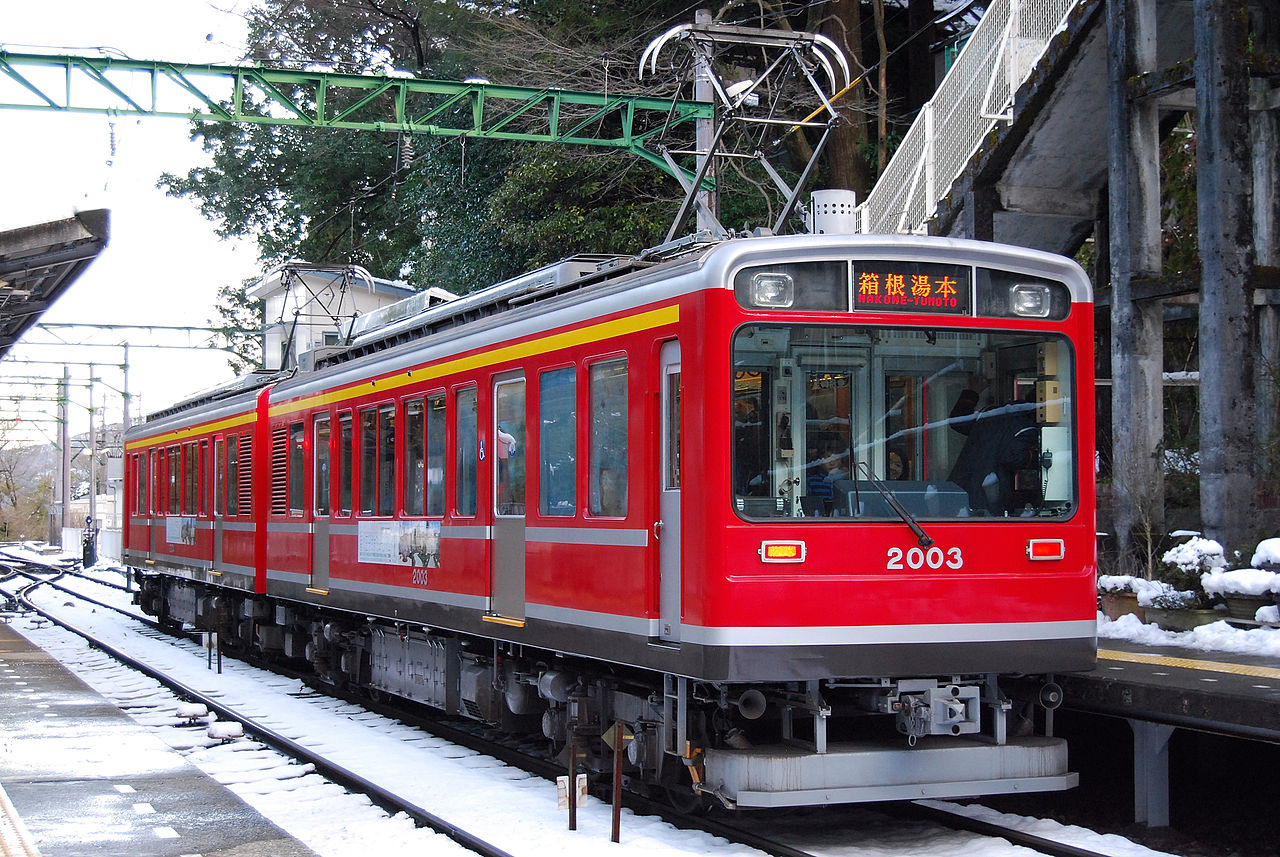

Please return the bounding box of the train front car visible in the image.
[122,232,1095,811]
[678,234,1096,807]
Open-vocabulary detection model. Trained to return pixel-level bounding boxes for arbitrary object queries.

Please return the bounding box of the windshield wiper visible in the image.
[858,461,934,547]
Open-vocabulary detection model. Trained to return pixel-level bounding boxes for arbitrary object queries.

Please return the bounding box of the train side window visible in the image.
[191,442,200,514]
[338,413,353,516]
[199,440,209,516]
[539,367,576,516]
[404,397,425,516]
[588,358,628,518]
[426,394,445,516]
[136,454,148,518]
[359,408,377,515]
[314,416,331,516]
[168,447,179,514]
[494,378,526,517]
[358,404,395,517]
[288,421,305,516]
[183,443,195,514]
[455,386,477,517]
[378,404,395,516]
[227,436,239,516]
[150,450,159,515]
[214,439,224,516]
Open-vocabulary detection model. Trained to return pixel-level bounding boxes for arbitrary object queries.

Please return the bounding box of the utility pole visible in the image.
[59,365,70,532]
[122,343,131,432]
[88,363,97,530]
[694,8,718,234]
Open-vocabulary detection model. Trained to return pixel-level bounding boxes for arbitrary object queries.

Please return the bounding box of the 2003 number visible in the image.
[887,545,963,570]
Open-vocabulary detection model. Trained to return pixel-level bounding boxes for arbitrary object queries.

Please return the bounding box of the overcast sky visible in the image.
[1,1,261,442]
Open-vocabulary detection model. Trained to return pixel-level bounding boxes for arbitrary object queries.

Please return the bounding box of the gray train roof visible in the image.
[137,234,1092,425]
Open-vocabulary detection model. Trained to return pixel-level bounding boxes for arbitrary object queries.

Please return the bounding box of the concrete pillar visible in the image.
[1196,0,1257,553]
[954,183,998,242]
[1253,5,1280,459]
[1107,0,1165,563]
[1130,719,1175,827]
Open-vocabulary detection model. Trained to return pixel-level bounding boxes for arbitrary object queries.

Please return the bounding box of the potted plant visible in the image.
[1097,575,1147,623]
[1201,567,1278,621]
[1145,535,1225,630]
[1144,584,1222,631]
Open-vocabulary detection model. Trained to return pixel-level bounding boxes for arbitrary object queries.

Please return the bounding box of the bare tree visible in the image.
[0,422,55,541]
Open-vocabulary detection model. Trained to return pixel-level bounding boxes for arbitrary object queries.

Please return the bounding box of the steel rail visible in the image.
[883,801,1116,857]
[10,573,1120,857]
[14,579,519,857]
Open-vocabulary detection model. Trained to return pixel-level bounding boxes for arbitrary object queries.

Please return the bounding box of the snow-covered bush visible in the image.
[1098,575,1168,607]
[1150,584,1204,610]
[1156,535,1225,608]
[1201,568,1278,598]
[1252,538,1280,572]
[1162,536,1227,575]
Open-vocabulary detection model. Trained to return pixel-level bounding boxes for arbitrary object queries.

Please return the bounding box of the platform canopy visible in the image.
[0,209,109,358]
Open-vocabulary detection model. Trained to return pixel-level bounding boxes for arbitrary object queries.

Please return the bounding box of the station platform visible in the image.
[1054,632,1280,827]
[1060,635,1280,741]
[0,621,316,857]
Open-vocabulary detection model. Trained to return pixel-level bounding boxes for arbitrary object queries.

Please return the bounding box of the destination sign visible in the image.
[853,261,972,315]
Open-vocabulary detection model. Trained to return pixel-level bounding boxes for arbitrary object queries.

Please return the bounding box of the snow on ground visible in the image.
[0,564,1180,857]
[1099,609,1280,658]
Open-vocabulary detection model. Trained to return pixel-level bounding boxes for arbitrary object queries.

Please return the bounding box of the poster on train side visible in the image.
[357,520,440,568]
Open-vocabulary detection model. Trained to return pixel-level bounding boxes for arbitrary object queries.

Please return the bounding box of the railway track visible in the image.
[1,567,1147,857]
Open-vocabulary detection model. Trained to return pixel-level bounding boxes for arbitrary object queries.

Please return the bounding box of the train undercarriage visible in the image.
[134,571,1076,808]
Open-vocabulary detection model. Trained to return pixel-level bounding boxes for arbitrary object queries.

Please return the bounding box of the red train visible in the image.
[125,232,1096,807]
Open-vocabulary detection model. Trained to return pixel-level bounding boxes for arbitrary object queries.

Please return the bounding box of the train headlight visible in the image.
[1010,283,1053,317]
[748,272,795,308]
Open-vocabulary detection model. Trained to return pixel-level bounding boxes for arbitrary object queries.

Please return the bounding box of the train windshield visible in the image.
[732,324,1076,520]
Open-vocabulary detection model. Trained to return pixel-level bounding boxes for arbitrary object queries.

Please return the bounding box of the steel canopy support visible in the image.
[0,50,712,184]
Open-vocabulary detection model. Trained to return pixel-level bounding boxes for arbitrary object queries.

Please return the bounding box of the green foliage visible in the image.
[488,148,673,265]
[159,0,915,348]
[1160,119,1198,273]
[211,279,265,375]
[397,137,524,291]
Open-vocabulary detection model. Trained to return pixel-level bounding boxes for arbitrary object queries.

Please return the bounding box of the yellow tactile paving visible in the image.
[1098,647,1280,681]
[0,782,41,857]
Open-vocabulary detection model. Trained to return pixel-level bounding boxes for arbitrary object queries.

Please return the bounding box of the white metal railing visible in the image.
[857,0,1083,235]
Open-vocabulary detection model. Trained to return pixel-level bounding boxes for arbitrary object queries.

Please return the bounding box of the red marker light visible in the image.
[1026,539,1065,561]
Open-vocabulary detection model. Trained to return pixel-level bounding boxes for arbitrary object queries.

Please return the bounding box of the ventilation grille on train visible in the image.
[238,437,254,513]
[270,427,289,516]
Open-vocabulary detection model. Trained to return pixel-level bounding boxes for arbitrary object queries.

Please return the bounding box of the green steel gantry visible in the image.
[0,50,712,182]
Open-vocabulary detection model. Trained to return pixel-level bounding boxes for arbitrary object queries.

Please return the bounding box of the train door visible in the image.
[657,340,682,642]
[311,414,331,591]
[213,438,224,570]
[490,373,527,621]
[148,448,159,561]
